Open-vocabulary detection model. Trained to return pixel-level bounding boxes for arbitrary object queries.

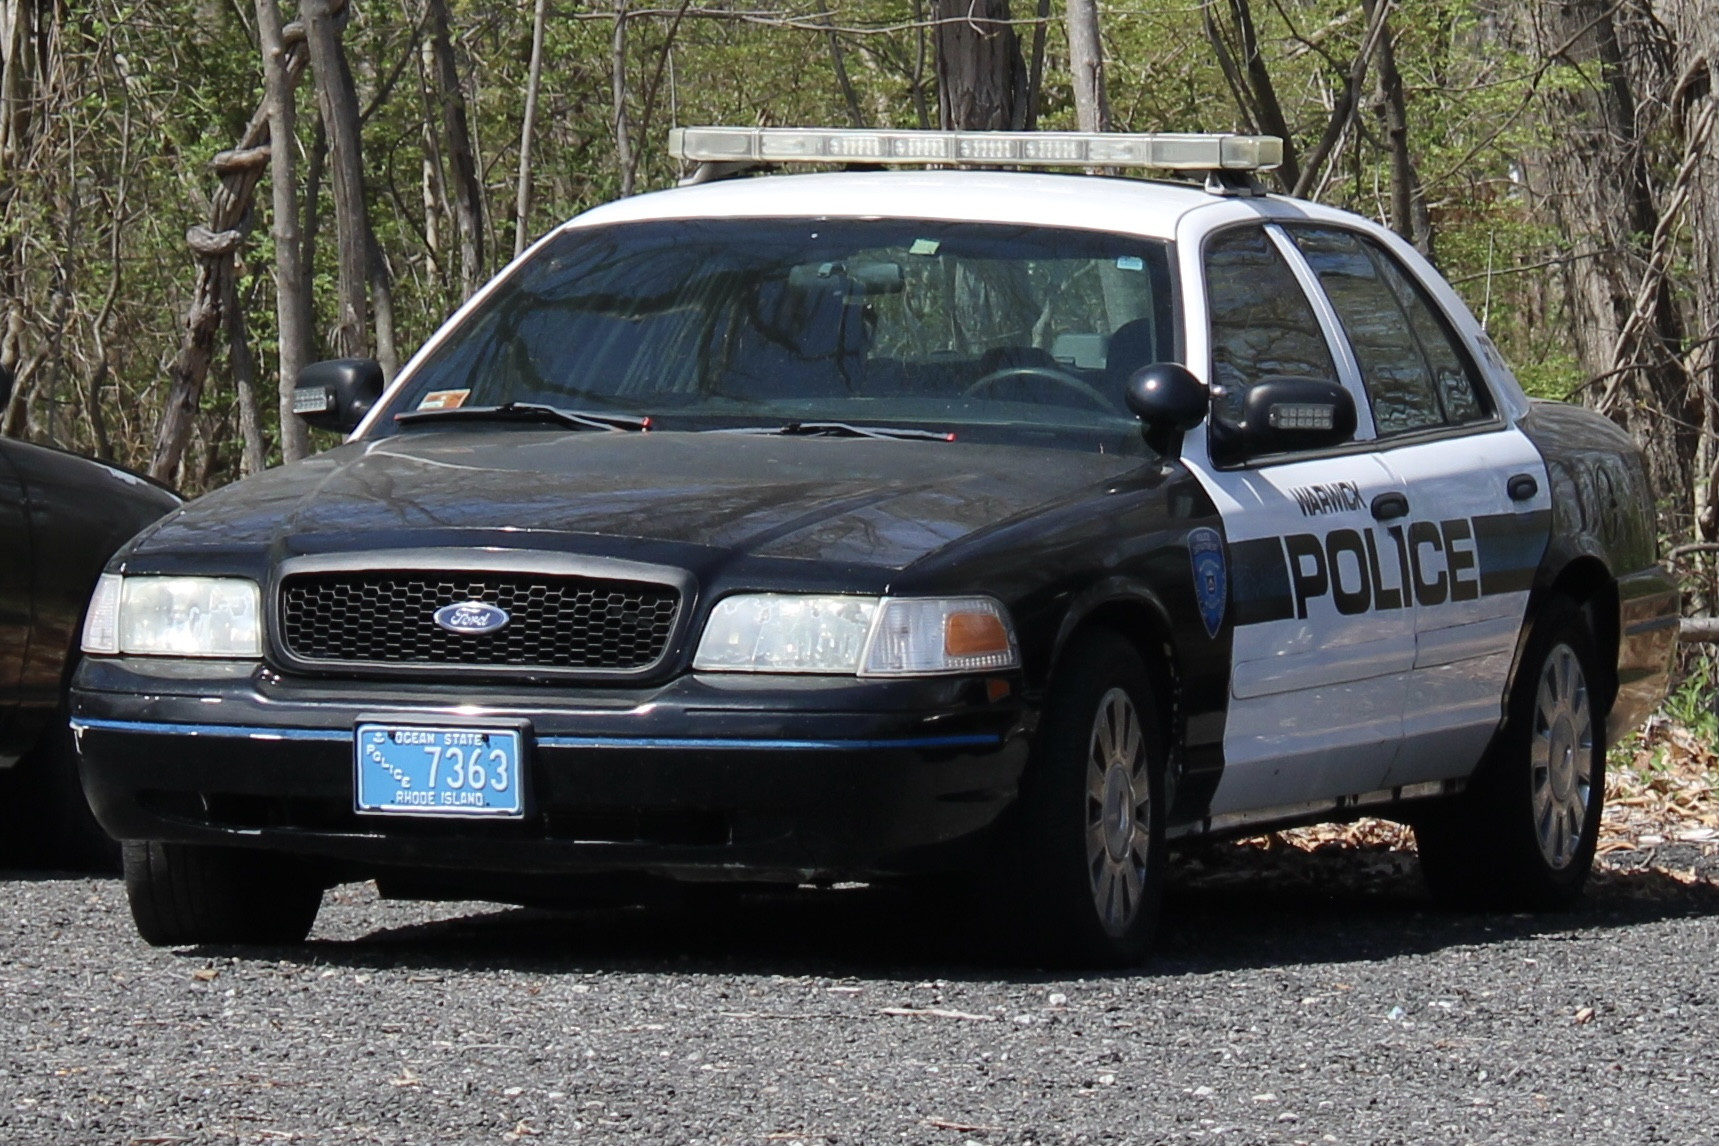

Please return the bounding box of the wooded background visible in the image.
[1,0,1716,605]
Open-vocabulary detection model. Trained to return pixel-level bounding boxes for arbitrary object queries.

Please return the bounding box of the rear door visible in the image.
[1179,224,1416,818]
[1280,225,1551,784]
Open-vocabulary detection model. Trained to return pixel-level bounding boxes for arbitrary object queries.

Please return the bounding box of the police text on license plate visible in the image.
[355,722,525,818]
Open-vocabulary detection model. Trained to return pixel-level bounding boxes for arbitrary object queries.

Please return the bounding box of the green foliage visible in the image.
[0,0,1631,493]
[1660,652,1719,742]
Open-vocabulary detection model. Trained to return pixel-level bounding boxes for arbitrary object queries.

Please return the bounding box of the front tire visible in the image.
[124,841,323,946]
[1006,631,1166,966]
[1416,599,1606,910]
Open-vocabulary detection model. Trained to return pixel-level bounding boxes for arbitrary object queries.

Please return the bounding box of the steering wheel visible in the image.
[961,365,1117,412]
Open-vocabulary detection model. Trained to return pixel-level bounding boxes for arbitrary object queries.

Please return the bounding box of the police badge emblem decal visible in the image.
[1187,526,1227,638]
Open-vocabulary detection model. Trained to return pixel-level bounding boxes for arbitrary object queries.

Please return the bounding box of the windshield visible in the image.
[371,217,1177,447]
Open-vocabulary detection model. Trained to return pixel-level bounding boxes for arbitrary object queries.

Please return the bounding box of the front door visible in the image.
[1182,224,1415,818]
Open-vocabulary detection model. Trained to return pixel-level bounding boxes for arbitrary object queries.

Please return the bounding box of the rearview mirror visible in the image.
[787,259,905,297]
[292,358,385,434]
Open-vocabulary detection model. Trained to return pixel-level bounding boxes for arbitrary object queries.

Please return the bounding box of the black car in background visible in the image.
[0,372,181,865]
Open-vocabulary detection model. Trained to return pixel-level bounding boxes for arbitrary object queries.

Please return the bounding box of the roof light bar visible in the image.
[668,126,1282,173]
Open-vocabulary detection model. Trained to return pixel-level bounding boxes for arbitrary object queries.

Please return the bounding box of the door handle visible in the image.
[1371,491,1410,521]
[1508,474,1539,502]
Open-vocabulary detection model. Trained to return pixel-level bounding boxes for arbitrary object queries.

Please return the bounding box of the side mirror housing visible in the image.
[292,358,385,434]
[1210,376,1357,465]
[1124,363,1209,454]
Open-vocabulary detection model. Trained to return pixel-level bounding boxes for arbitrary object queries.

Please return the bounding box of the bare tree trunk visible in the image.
[816,1,865,128]
[1203,0,1301,192]
[425,0,483,296]
[303,0,369,360]
[909,0,931,129]
[1666,1,1719,540]
[367,221,398,381]
[613,0,635,195]
[258,0,311,463]
[0,0,45,435]
[150,20,312,483]
[300,104,327,353]
[149,150,270,482]
[1515,0,1691,528]
[0,0,39,171]
[513,0,548,259]
[1362,0,1431,258]
[86,103,127,461]
[224,271,268,477]
[1065,0,1109,132]
[933,0,1026,131]
[1025,0,1050,129]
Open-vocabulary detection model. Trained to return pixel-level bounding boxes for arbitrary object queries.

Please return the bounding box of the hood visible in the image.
[139,429,1142,572]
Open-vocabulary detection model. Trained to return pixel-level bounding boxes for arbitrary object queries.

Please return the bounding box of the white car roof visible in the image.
[565,170,1219,241]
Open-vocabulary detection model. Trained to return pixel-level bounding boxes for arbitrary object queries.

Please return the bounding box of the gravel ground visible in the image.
[4,841,1717,1146]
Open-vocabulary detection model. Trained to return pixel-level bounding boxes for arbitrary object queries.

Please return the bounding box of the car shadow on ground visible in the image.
[164,840,1719,981]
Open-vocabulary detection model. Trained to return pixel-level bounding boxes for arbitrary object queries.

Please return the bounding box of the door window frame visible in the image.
[1275,222,1503,445]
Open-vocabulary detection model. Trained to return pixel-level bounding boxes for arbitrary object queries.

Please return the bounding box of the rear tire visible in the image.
[1416,599,1605,910]
[1004,631,1166,966]
[123,841,323,946]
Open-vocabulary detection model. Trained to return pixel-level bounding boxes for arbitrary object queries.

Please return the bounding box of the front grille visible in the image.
[278,571,681,672]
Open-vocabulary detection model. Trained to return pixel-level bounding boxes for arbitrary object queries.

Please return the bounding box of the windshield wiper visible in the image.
[394,402,650,432]
[721,421,954,442]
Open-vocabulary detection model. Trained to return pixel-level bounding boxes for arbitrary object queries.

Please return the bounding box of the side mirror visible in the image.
[292,358,385,434]
[1210,376,1357,465]
[1124,363,1209,454]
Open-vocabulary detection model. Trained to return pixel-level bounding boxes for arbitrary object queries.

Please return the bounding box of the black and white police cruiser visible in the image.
[71,127,1679,963]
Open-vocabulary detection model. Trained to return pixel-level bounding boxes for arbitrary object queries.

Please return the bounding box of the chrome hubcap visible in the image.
[1085,687,1152,937]
[1531,643,1594,870]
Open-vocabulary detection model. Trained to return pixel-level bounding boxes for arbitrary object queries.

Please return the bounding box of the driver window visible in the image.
[1204,227,1338,431]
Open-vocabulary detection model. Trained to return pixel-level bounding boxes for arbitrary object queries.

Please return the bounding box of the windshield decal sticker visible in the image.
[908,238,940,256]
[1116,255,1145,272]
[418,389,471,411]
[1188,526,1228,638]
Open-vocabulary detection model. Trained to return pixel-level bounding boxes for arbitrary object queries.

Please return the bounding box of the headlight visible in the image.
[81,574,263,658]
[692,593,1018,676]
[693,594,879,673]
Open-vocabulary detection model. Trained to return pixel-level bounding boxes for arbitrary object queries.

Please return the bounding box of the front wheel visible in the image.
[1004,631,1166,966]
[124,841,323,946]
[1416,599,1606,910]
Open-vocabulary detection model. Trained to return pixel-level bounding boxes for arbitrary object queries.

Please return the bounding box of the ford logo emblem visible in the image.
[433,601,510,635]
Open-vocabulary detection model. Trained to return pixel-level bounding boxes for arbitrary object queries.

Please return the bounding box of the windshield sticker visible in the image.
[1115,256,1145,272]
[417,389,471,411]
[1188,527,1228,638]
[908,238,940,256]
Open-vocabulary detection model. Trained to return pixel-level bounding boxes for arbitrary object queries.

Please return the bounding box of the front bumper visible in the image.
[70,658,1029,885]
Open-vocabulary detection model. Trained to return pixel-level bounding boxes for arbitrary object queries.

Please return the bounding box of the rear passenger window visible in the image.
[1204,227,1337,428]
[1287,227,1490,435]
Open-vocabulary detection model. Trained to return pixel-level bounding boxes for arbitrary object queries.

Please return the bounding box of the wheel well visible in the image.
[1542,557,1621,715]
[1056,602,1179,749]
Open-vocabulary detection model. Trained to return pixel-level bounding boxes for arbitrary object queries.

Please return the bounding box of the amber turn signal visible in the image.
[945,610,1011,657]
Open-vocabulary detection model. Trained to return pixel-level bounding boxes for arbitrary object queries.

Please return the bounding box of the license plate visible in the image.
[355,722,524,818]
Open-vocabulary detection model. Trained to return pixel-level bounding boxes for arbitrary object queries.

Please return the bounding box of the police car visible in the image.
[70,127,1679,963]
